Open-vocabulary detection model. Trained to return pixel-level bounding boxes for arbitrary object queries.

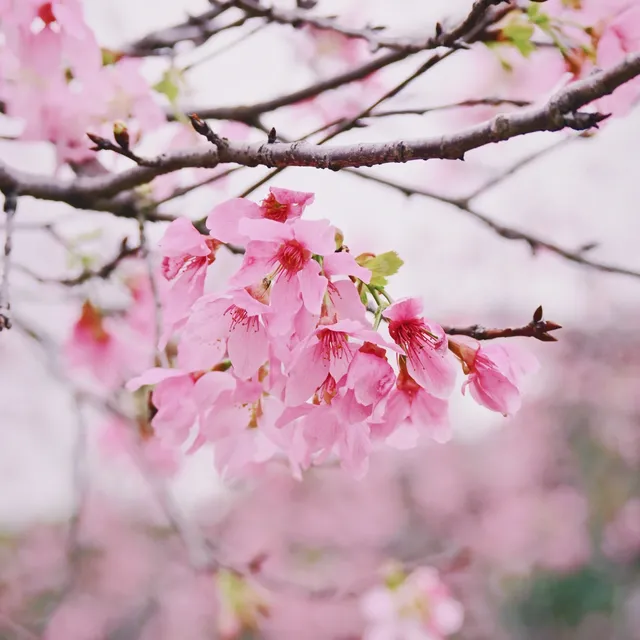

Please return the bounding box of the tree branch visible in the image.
[0,190,17,330]
[121,3,238,56]
[230,0,511,53]
[176,0,511,122]
[443,306,562,342]
[349,170,640,279]
[1,51,635,210]
[61,238,140,286]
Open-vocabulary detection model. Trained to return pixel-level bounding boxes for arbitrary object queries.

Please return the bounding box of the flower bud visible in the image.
[113,121,130,151]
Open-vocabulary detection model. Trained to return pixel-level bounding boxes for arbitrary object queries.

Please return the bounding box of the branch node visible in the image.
[189,113,229,150]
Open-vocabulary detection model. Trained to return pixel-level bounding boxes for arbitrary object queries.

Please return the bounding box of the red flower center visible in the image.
[388,318,439,361]
[78,301,110,344]
[396,357,421,398]
[274,239,310,279]
[205,238,221,264]
[226,305,260,333]
[315,374,338,405]
[37,2,56,25]
[317,329,348,362]
[261,192,289,223]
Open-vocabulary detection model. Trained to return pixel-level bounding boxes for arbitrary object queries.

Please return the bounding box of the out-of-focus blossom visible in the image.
[361,566,463,640]
[65,300,148,390]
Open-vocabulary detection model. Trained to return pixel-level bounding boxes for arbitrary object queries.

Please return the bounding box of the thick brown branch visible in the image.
[0,53,638,217]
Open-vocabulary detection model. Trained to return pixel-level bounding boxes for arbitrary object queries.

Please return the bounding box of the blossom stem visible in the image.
[367,285,385,330]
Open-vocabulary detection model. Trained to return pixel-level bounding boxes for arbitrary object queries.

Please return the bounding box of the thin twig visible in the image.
[461,134,581,202]
[177,0,510,123]
[0,190,17,330]
[349,170,640,279]
[121,2,237,56]
[66,392,90,565]
[443,306,562,341]
[231,0,512,53]
[138,212,170,368]
[237,47,457,197]
[61,238,140,286]
[304,98,533,138]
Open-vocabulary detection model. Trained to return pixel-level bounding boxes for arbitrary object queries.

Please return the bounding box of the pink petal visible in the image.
[238,217,293,243]
[229,241,275,287]
[411,390,450,443]
[297,260,328,313]
[383,297,424,323]
[285,346,330,406]
[468,370,521,416]
[346,351,395,406]
[407,350,457,399]
[323,252,371,283]
[158,218,210,258]
[177,296,231,371]
[206,198,261,244]
[268,187,315,212]
[338,422,371,479]
[329,279,367,323]
[126,367,188,391]
[292,219,336,255]
[228,321,269,379]
[193,371,236,407]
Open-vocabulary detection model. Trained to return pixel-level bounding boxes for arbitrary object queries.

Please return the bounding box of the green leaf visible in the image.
[502,20,536,57]
[527,4,552,31]
[153,68,183,106]
[358,251,404,287]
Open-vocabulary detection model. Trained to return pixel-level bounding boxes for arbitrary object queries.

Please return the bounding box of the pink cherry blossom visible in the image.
[379,358,450,447]
[194,372,282,477]
[1,0,101,77]
[276,402,372,479]
[342,343,396,415]
[207,187,315,244]
[65,300,147,390]
[99,418,180,476]
[360,567,463,640]
[383,298,456,399]
[158,218,221,346]
[284,319,397,407]
[231,217,337,318]
[321,278,368,325]
[449,336,539,416]
[126,368,200,448]
[178,288,271,379]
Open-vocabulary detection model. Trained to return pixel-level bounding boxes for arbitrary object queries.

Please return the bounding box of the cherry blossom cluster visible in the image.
[0,0,164,163]
[127,188,539,480]
[478,0,640,116]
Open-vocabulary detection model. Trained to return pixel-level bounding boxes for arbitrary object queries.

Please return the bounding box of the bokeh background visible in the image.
[0,1,639,638]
